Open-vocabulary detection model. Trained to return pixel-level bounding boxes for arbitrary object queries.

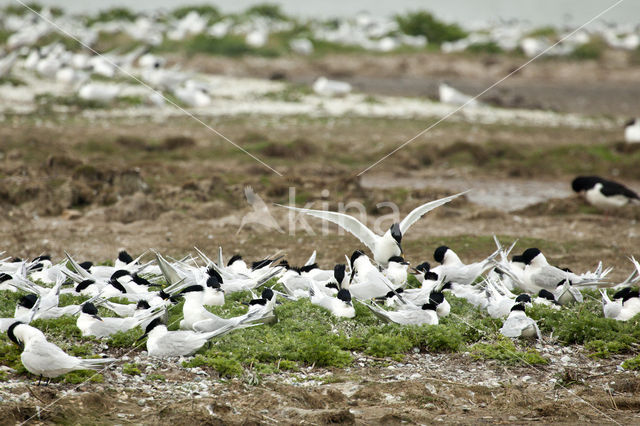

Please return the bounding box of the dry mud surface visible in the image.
[1,52,640,424]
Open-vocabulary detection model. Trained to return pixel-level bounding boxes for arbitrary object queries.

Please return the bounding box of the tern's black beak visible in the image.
[135,333,148,343]
[93,314,103,322]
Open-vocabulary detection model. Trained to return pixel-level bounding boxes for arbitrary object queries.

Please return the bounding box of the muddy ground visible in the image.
[1,51,640,424]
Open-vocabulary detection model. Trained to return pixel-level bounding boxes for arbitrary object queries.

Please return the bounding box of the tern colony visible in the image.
[1,191,638,382]
[2,6,640,109]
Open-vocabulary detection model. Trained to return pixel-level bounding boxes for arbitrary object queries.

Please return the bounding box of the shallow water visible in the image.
[360,174,573,212]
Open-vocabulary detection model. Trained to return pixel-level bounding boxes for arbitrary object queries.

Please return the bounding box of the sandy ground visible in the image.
[1,51,640,423]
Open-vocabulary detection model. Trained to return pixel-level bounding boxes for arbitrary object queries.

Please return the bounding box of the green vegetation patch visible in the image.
[396,11,467,45]
[471,337,548,365]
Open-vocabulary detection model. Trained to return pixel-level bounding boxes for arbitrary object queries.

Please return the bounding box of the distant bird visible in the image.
[237,186,283,234]
[312,77,352,97]
[439,82,480,107]
[7,322,114,383]
[78,82,121,103]
[310,285,355,318]
[499,303,541,339]
[625,118,640,143]
[572,176,640,209]
[173,80,211,107]
[279,192,466,267]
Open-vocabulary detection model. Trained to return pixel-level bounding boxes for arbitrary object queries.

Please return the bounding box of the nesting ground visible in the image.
[1,52,640,424]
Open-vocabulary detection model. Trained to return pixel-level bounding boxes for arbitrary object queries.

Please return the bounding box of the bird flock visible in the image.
[2,192,639,383]
[2,6,640,110]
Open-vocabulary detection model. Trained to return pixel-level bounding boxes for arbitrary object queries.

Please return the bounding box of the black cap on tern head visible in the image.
[387,256,406,264]
[520,248,541,265]
[118,250,134,264]
[0,273,12,283]
[350,250,365,269]
[79,261,93,271]
[337,289,352,303]
[429,291,445,305]
[143,317,163,335]
[415,262,430,273]
[511,255,525,264]
[206,276,221,289]
[515,294,532,304]
[206,267,223,283]
[18,294,38,309]
[333,264,346,286]
[131,274,151,286]
[227,254,243,266]
[110,269,130,281]
[613,287,632,300]
[180,285,205,294]
[7,322,23,347]
[510,303,526,312]
[538,289,556,301]
[136,300,151,310]
[434,246,449,264]
[421,302,437,311]
[299,263,318,273]
[75,279,95,292]
[622,290,640,303]
[390,223,402,245]
[82,302,99,316]
[109,280,127,293]
[32,255,51,262]
[261,288,274,301]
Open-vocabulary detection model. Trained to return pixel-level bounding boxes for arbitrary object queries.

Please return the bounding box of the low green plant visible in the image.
[122,363,141,376]
[396,11,467,45]
[622,354,640,370]
[471,337,548,365]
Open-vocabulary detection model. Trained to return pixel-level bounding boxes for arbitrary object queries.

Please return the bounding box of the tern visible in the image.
[431,245,499,286]
[499,303,541,339]
[365,300,438,325]
[140,318,253,357]
[348,251,399,300]
[77,302,161,338]
[7,322,114,382]
[309,281,354,318]
[278,191,467,267]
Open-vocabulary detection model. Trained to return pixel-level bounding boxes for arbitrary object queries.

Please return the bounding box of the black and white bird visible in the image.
[572,176,640,209]
[140,317,253,357]
[347,251,400,300]
[309,282,355,318]
[603,287,640,321]
[431,245,499,286]
[7,322,114,382]
[518,248,608,293]
[278,192,467,267]
[365,300,438,325]
[499,303,541,339]
[76,302,161,338]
